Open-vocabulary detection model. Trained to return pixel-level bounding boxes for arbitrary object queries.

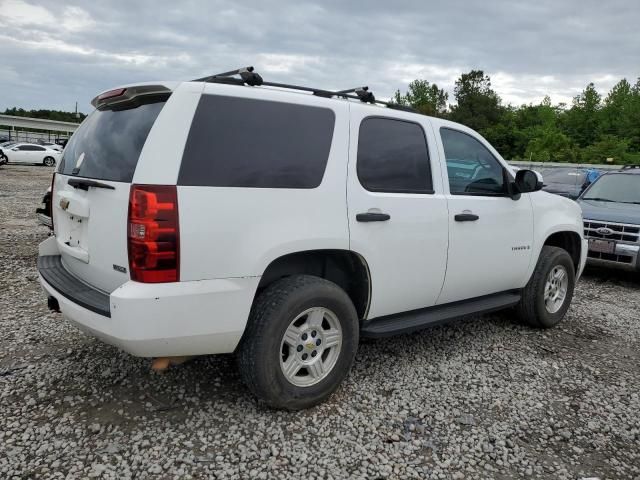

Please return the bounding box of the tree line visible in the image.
[392,71,640,164]
[2,107,86,123]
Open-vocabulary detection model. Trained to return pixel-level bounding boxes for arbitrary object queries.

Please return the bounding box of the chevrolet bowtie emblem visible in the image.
[60,198,70,211]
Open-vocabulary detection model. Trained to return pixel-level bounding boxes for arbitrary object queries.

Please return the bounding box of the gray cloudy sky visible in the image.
[0,0,637,113]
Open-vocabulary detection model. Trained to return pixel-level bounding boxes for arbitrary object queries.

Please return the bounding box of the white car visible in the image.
[37,68,587,409]
[38,141,64,152]
[2,142,61,166]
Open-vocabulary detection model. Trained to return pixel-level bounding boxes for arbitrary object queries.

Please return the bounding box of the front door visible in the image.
[435,126,534,304]
[13,145,32,163]
[347,111,449,319]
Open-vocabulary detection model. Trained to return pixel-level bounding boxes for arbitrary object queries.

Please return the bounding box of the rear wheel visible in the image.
[237,275,359,410]
[43,156,56,167]
[516,246,575,328]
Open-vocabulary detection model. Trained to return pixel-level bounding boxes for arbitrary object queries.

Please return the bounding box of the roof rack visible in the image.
[192,66,416,113]
[620,164,640,170]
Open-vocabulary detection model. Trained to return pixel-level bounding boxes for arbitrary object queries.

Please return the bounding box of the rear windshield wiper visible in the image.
[67,178,115,191]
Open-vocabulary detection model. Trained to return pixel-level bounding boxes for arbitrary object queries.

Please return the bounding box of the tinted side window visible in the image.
[34,146,46,151]
[178,95,335,188]
[440,128,506,195]
[18,145,30,151]
[357,118,432,193]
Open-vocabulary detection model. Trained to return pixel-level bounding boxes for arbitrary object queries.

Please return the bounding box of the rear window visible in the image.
[59,98,166,182]
[178,95,335,188]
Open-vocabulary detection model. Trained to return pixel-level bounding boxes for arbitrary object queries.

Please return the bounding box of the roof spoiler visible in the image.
[91,85,172,109]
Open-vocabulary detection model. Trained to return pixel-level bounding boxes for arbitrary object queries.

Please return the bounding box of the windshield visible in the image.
[582,174,640,204]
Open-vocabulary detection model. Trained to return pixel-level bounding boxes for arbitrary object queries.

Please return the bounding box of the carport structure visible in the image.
[0,114,79,143]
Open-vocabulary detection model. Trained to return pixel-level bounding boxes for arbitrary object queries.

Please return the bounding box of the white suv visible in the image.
[38,68,587,409]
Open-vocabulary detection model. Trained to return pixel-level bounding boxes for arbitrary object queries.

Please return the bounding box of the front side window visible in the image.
[357,117,432,193]
[441,128,507,195]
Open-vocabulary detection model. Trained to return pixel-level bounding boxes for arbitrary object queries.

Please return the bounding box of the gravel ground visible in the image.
[1,165,639,480]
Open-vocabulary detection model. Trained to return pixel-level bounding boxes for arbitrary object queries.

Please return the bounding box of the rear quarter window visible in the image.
[178,95,335,188]
[59,98,166,182]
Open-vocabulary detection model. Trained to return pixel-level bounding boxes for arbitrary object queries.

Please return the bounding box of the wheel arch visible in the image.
[542,230,582,272]
[256,249,372,320]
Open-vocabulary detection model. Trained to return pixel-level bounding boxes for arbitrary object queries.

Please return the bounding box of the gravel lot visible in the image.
[1,165,639,480]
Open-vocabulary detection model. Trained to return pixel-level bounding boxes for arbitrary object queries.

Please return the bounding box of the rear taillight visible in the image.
[49,173,55,231]
[127,185,180,283]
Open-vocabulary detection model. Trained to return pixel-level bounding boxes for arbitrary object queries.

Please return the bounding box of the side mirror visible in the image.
[11,147,19,151]
[515,169,543,193]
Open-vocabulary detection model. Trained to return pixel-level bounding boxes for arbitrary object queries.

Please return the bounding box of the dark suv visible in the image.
[578,166,640,271]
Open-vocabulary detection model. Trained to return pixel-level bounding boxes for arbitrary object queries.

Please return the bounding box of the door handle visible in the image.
[454,213,479,222]
[356,212,391,222]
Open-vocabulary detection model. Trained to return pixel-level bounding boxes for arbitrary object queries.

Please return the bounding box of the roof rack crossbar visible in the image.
[335,86,368,94]
[192,67,416,112]
[192,66,263,86]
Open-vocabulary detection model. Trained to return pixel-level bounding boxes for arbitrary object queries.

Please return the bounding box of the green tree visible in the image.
[524,129,577,163]
[2,107,86,123]
[390,72,640,165]
[562,83,601,148]
[449,70,504,132]
[580,135,629,164]
[392,80,448,116]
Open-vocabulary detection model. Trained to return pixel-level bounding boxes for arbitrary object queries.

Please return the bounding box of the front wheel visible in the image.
[237,275,359,410]
[516,246,576,328]
[43,156,56,167]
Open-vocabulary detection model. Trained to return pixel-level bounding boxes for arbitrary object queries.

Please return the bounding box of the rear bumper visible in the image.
[37,241,260,357]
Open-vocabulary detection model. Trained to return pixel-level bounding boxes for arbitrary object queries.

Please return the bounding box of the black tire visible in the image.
[516,246,575,328]
[43,156,56,167]
[237,275,359,410]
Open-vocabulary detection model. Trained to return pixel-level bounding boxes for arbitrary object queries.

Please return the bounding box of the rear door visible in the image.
[347,110,449,319]
[52,89,172,292]
[31,145,47,163]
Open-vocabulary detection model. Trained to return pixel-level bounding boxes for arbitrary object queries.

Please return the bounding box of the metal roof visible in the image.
[0,114,80,133]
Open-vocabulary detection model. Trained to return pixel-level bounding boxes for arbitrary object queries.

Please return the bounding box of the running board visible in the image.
[361,291,521,338]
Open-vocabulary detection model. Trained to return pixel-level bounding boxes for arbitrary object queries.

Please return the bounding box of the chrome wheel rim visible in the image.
[44,157,55,166]
[280,307,342,387]
[544,265,568,314]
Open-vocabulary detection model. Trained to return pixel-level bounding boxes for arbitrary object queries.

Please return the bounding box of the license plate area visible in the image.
[63,213,89,250]
[54,189,91,262]
[588,238,615,254]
